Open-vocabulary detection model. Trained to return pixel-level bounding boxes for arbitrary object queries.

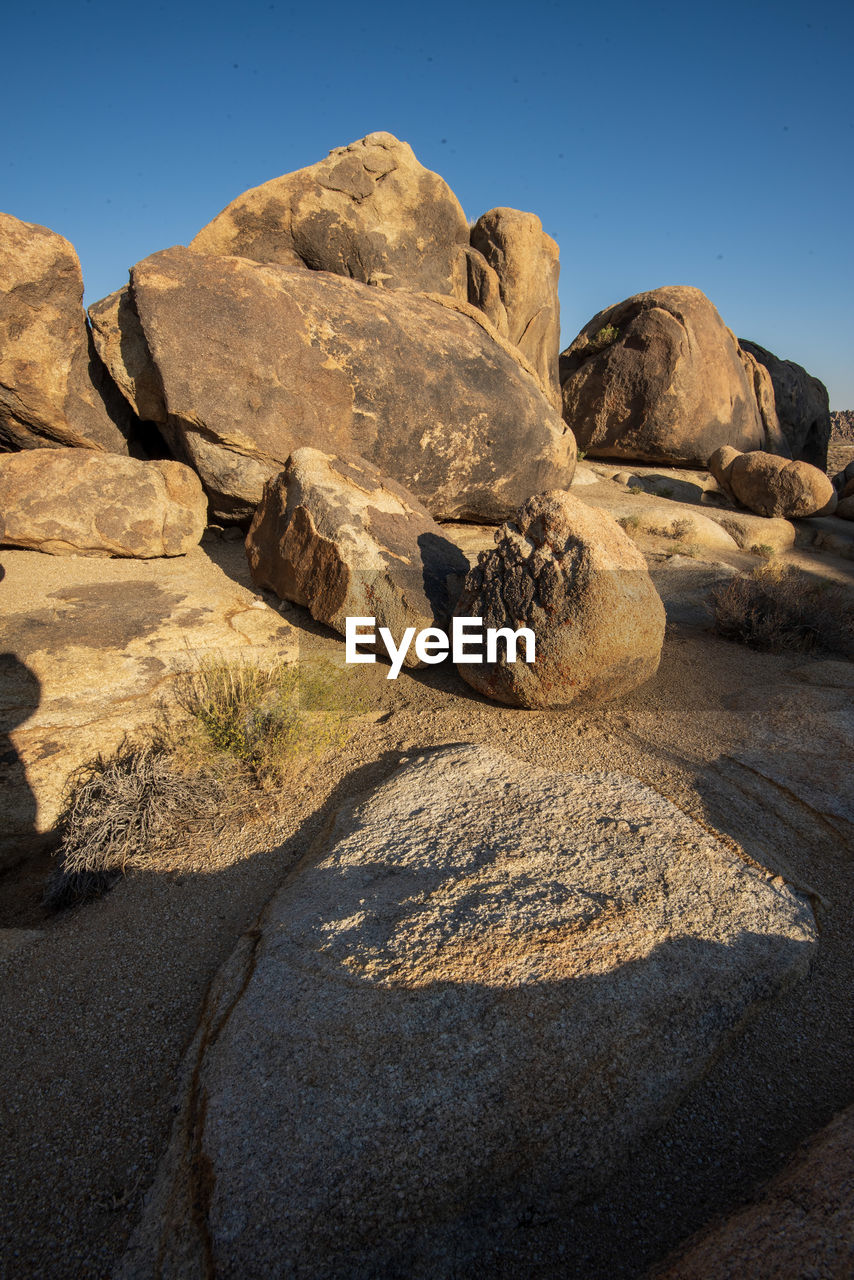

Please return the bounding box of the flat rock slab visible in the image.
[0,542,297,869]
[726,671,854,836]
[120,745,815,1279]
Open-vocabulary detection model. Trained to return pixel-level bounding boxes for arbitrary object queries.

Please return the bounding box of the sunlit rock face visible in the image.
[118,744,815,1280]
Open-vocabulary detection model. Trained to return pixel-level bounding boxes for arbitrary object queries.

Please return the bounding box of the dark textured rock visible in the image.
[453,491,665,708]
[190,131,471,300]
[470,207,561,407]
[559,286,789,465]
[739,339,832,470]
[832,459,854,498]
[0,450,206,556]
[655,1104,854,1280]
[246,448,468,664]
[96,246,576,521]
[0,212,132,454]
[116,744,815,1280]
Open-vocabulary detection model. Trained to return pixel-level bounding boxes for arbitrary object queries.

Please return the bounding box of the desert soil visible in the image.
[1,506,853,1278]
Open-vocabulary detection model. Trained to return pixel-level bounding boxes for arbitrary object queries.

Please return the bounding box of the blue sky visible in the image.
[4,0,852,406]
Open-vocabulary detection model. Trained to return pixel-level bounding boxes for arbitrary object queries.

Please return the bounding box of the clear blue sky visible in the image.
[4,0,852,406]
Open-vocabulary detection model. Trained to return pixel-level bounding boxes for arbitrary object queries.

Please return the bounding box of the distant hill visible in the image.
[831,410,854,443]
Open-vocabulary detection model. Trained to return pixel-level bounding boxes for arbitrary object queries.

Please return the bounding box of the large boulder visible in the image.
[709,447,836,519]
[453,491,665,708]
[0,450,207,557]
[117,744,815,1279]
[470,207,561,408]
[91,246,576,522]
[0,213,133,454]
[190,132,471,300]
[246,448,469,665]
[559,286,789,465]
[739,338,832,470]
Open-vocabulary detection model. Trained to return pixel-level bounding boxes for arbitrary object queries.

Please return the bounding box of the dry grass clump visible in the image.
[712,563,854,656]
[45,656,365,908]
[44,743,223,908]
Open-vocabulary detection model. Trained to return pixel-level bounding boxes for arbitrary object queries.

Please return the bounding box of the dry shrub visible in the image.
[45,656,365,908]
[44,743,223,908]
[712,563,854,656]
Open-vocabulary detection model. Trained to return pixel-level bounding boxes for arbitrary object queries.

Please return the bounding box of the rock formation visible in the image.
[739,338,832,470]
[0,451,207,556]
[91,246,575,521]
[117,744,815,1279]
[470,207,561,408]
[830,409,854,443]
[709,446,836,519]
[559,286,789,465]
[191,131,472,299]
[246,448,468,663]
[0,212,133,454]
[453,491,665,708]
[189,134,560,406]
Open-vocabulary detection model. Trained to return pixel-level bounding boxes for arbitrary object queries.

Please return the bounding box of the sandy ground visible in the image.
[1,524,853,1278]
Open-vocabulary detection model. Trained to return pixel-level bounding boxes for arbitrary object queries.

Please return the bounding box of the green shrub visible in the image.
[712,564,854,656]
[587,323,620,352]
[174,655,362,783]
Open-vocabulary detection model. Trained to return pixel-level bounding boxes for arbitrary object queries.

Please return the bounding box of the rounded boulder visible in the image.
[727,451,836,519]
[453,491,665,709]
